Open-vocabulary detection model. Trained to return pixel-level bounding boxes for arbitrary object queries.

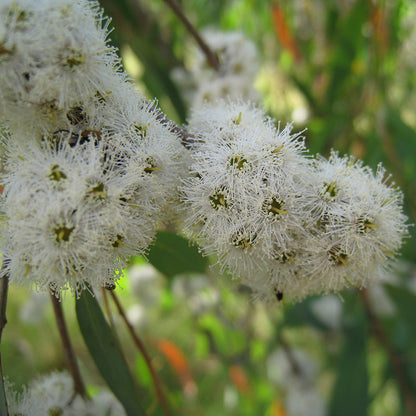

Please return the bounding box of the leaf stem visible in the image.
[150,102,198,149]
[0,272,9,344]
[50,289,88,400]
[101,287,116,331]
[0,261,10,414]
[109,290,172,416]
[361,289,416,416]
[278,332,302,376]
[162,0,220,70]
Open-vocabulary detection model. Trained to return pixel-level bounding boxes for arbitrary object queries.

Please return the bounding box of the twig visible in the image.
[49,289,88,400]
[0,260,10,415]
[149,101,198,149]
[101,287,116,331]
[162,0,220,70]
[99,0,180,67]
[169,123,198,149]
[278,332,302,376]
[0,260,10,343]
[109,290,172,416]
[361,289,416,416]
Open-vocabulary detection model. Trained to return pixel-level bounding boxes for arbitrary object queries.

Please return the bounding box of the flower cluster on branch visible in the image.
[0,0,187,295]
[0,0,409,302]
[182,100,408,301]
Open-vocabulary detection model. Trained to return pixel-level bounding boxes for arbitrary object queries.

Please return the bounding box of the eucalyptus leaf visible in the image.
[329,297,368,416]
[76,289,147,416]
[148,231,207,277]
[384,284,416,393]
[384,284,416,334]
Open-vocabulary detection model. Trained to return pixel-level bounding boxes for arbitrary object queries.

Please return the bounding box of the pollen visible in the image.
[54,225,75,243]
[49,165,67,181]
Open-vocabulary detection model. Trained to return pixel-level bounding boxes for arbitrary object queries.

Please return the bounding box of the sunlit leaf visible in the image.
[135,354,153,389]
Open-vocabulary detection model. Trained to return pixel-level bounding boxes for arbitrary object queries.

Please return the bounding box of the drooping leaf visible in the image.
[384,284,416,393]
[147,231,207,277]
[329,296,368,416]
[385,284,416,333]
[76,289,147,416]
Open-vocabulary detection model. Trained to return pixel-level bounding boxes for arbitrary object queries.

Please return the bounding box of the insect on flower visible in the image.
[273,286,284,302]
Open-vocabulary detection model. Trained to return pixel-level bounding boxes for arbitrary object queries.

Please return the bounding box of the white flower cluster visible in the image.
[6,371,125,416]
[172,29,260,108]
[182,100,408,301]
[0,0,409,302]
[0,0,186,295]
[0,0,122,136]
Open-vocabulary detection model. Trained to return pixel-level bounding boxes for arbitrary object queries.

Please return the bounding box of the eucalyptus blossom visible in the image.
[182,100,409,301]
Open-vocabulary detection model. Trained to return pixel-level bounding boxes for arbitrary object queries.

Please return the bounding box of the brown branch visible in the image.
[50,289,88,400]
[361,289,416,416]
[169,123,198,149]
[100,0,180,68]
[0,268,9,414]
[0,260,10,343]
[162,0,220,70]
[278,332,302,377]
[109,290,172,416]
[101,287,116,331]
[148,100,198,149]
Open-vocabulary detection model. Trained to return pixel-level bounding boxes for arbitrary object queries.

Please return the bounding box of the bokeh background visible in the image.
[2,1,416,415]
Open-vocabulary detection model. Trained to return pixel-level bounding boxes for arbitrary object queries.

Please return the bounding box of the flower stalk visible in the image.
[361,289,416,416]
[109,289,172,416]
[162,0,220,70]
[49,289,88,400]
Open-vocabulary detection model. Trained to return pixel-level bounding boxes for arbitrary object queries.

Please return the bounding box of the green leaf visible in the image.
[76,289,147,416]
[134,354,152,389]
[99,0,187,123]
[384,284,416,393]
[147,231,207,277]
[329,296,368,416]
[384,284,416,333]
